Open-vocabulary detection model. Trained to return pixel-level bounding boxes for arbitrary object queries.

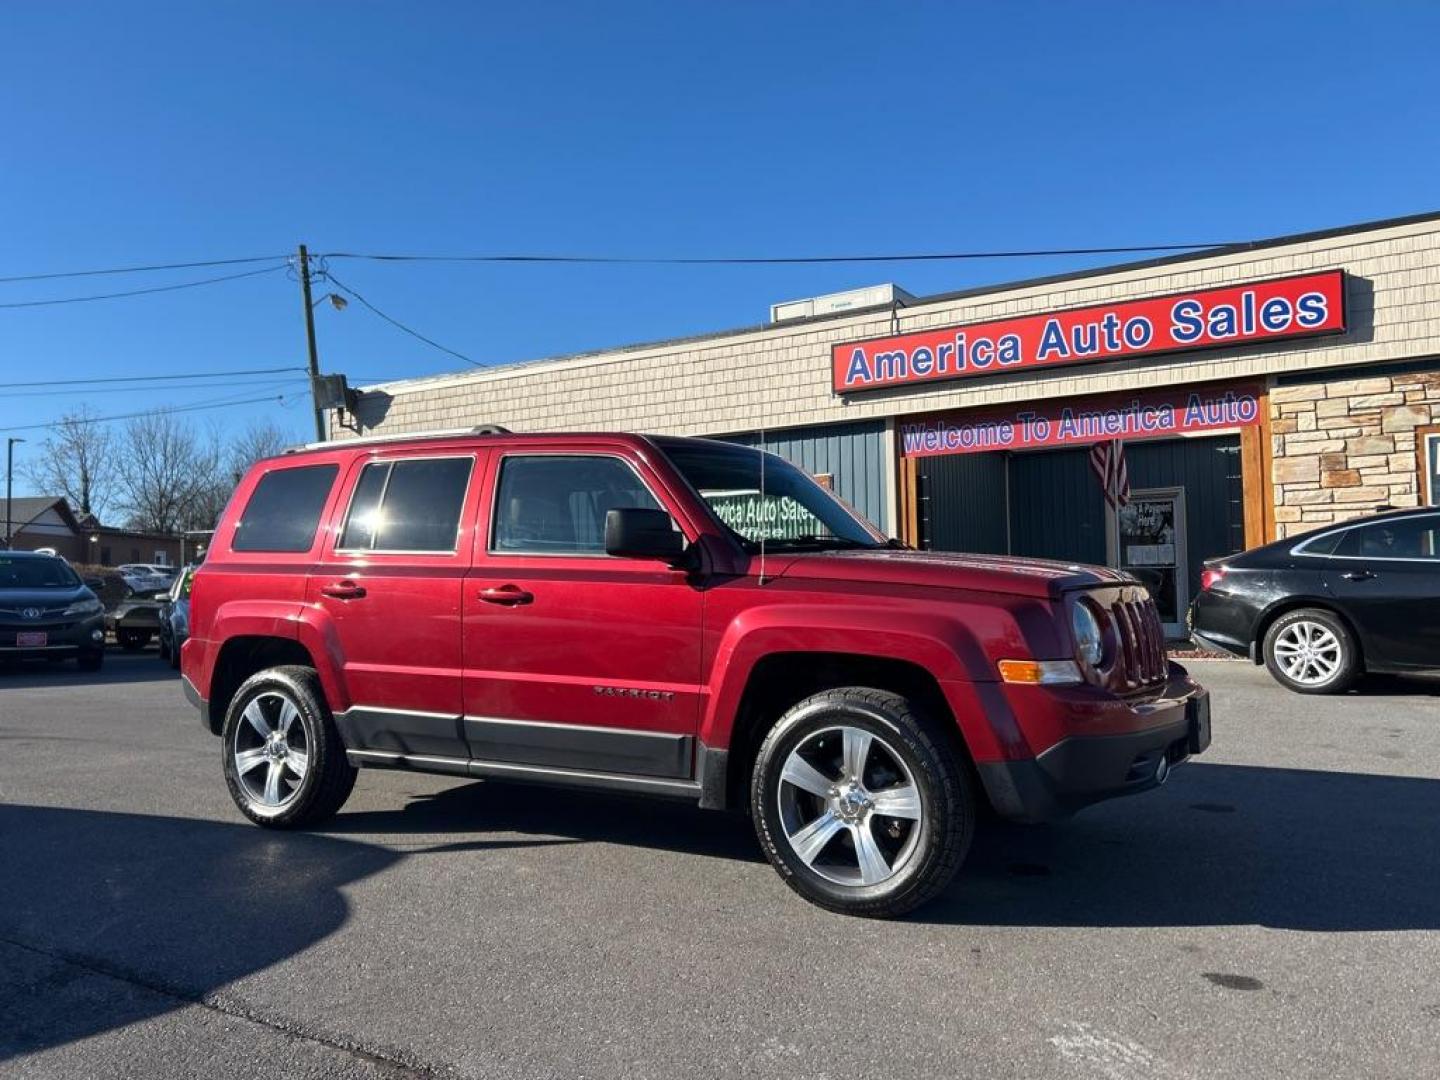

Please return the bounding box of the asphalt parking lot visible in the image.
[2,653,1438,1080]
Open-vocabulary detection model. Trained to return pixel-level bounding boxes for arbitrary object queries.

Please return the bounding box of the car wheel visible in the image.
[221,665,357,828]
[117,629,151,651]
[77,651,104,672]
[1262,608,1360,694]
[157,633,169,661]
[169,639,182,670]
[751,687,975,918]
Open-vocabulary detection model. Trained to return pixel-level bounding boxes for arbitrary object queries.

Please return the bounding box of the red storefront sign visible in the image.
[899,383,1264,458]
[834,270,1345,393]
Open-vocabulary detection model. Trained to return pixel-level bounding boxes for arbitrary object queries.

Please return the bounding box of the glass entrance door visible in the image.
[1108,487,1188,637]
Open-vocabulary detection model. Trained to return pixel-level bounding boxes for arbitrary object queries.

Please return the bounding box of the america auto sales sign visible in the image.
[832,270,1346,393]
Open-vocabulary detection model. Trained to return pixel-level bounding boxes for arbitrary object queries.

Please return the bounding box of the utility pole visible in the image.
[297,244,327,442]
[5,437,24,550]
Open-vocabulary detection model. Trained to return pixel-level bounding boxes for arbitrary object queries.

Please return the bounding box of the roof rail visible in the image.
[283,425,511,454]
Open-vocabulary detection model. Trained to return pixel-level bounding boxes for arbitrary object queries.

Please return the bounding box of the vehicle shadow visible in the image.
[324,780,765,864]
[0,651,175,689]
[0,803,399,1063]
[1348,673,1440,697]
[327,762,1440,933]
[921,761,1440,931]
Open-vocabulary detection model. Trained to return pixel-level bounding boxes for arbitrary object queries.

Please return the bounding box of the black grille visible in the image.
[1113,598,1167,687]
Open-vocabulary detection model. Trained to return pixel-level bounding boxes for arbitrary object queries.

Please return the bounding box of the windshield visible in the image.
[656,439,884,550]
[0,556,81,590]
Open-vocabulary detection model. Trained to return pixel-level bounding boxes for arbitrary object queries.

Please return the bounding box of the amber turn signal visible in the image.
[997,659,1084,686]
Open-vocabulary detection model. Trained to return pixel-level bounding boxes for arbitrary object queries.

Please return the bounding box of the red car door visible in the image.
[461,445,706,782]
[309,449,485,762]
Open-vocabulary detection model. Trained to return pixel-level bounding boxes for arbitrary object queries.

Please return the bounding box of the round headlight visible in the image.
[1071,602,1104,668]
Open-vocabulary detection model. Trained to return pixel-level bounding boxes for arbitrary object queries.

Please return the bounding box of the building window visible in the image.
[1420,426,1440,506]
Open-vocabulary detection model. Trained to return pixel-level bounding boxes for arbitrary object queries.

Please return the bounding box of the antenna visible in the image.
[758,424,768,585]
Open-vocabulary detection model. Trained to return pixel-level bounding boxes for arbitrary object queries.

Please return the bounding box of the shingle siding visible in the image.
[341,217,1440,457]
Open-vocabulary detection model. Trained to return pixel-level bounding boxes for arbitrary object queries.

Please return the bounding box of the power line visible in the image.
[0,365,306,390]
[0,375,312,399]
[320,268,478,366]
[320,242,1240,266]
[0,263,289,309]
[0,240,1246,290]
[0,384,308,434]
[0,254,290,285]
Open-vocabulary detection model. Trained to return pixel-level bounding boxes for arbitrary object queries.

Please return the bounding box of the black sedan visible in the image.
[0,551,107,670]
[1191,506,1440,693]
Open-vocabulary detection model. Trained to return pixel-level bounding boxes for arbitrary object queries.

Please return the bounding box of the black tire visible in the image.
[751,687,975,918]
[221,665,357,828]
[169,638,182,670]
[157,633,170,662]
[77,651,104,672]
[117,628,151,651]
[1262,607,1360,694]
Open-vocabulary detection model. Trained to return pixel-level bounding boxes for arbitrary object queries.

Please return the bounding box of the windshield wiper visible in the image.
[764,535,877,550]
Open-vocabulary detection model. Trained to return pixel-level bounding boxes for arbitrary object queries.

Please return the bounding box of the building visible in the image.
[2,496,186,567]
[336,211,1440,638]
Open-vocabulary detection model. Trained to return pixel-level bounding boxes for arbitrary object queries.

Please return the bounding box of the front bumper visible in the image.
[0,614,107,660]
[978,669,1212,823]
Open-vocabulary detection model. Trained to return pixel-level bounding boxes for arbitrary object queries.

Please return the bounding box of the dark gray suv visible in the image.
[0,551,106,670]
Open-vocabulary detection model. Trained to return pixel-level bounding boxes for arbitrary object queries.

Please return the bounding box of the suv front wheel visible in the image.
[221,665,357,828]
[751,687,975,918]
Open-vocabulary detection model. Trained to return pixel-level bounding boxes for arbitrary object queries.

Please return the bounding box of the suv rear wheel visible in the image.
[221,666,357,828]
[1262,608,1360,694]
[751,687,974,918]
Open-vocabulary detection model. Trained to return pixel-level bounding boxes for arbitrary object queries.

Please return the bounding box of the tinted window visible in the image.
[339,457,473,552]
[232,465,338,552]
[1335,516,1440,560]
[1296,530,1344,557]
[492,456,664,555]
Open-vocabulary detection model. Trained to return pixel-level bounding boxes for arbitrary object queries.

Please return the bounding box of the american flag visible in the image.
[1089,439,1130,509]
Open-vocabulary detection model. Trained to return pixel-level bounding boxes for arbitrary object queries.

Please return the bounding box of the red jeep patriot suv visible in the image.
[182,428,1210,917]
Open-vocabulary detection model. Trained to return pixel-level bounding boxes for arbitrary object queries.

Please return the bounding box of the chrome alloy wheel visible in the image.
[776,725,923,887]
[1273,620,1343,686]
[231,691,310,812]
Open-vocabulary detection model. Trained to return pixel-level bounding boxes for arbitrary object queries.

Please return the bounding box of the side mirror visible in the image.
[604,508,686,563]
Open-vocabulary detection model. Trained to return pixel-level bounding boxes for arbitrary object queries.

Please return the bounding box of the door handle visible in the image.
[1341,569,1375,582]
[479,584,534,606]
[320,581,367,600]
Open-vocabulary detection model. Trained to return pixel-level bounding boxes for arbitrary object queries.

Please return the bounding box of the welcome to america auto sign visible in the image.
[832,270,1346,394]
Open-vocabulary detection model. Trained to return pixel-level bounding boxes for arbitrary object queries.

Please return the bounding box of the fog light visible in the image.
[91,629,104,642]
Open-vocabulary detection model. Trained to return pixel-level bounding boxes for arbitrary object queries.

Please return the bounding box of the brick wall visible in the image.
[1270,368,1440,537]
[342,215,1440,444]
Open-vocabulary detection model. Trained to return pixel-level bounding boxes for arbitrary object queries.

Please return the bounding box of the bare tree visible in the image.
[113,411,224,533]
[185,420,298,532]
[22,408,114,520]
[225,420,293,478]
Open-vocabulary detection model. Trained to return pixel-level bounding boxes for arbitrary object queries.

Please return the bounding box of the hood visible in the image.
[767,548,1135,599]
[0,585,91,609]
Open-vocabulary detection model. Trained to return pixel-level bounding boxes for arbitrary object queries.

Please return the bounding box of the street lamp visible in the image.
[5,436,24,549]
[312,292,348,312]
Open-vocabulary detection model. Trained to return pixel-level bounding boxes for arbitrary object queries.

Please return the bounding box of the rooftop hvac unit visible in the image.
[770,283,916,324]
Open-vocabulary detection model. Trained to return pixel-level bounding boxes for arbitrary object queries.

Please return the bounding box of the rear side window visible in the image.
[339,457,474,552]
[232,464,338,553]
[1333,516,1440,560]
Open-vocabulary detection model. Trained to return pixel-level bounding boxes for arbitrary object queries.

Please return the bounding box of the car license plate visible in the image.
[16,631,47,648]
[1186,693,1212,754]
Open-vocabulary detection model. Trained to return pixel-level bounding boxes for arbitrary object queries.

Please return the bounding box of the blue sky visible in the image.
[2,2,1438,494]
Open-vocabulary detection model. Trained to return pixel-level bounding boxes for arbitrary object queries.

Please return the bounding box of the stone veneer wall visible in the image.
[1269,366,1440,537]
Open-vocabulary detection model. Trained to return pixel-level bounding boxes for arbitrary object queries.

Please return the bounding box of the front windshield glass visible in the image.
[0,556,80,590]
[657,439,884,550]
